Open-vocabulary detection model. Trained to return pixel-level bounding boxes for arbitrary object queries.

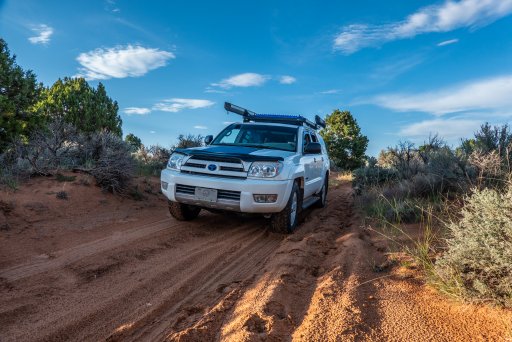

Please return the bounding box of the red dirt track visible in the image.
[0,175,510,341]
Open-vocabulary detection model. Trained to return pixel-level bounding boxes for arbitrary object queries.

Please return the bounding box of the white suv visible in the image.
[160,103,330,233]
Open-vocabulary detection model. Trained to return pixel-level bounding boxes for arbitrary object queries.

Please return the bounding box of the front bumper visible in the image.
[161,169,293,213]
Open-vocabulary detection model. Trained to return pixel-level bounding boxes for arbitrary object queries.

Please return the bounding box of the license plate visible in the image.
[194,187,218,202]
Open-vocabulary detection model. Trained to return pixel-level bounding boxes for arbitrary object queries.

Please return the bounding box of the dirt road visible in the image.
[0,176,510,341]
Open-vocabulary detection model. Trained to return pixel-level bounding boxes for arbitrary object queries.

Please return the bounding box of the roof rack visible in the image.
[224,102,325,129]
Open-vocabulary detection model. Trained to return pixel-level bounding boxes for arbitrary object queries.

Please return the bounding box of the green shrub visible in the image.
[352,165,398,193]
[435,186,512,307]
[132,145,170,177]
[384,198,423,224]
[83,131,134,194]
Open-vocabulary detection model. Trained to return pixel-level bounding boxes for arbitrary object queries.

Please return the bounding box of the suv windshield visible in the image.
[212,124,298,152]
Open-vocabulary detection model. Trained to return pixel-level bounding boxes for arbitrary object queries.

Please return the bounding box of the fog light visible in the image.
[253,194,278,203]
[161,181,168,190]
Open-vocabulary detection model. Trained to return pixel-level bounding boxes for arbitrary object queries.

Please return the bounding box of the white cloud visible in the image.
[334,0,512,54]
[372,74,512,116]
[194,125,208,129]
[223,121,235,125]
[150,130,156,134]
[76,45,174,80]
[204,87,227,94]
[437,38,459,46]
[212,73,270,89]
[399,118,483,139]
[123,107,151,115]
[152,98,214,112]
[28,24,53,45]
[319,89,341,94]
[279,75,297,84]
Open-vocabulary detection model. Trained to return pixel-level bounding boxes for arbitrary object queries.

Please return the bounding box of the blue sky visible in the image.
[1,0,512,155]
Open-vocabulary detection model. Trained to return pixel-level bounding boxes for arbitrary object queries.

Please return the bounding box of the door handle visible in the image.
[313,158,317,162]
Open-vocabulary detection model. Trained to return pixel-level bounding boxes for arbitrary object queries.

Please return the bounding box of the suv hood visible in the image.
[175,145,295,162]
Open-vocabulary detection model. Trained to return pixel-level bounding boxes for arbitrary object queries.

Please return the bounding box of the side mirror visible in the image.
[304,142,321,154]
[204,135,213,145]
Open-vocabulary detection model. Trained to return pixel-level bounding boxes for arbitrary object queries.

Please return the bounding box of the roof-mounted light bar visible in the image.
[224,102,325,129]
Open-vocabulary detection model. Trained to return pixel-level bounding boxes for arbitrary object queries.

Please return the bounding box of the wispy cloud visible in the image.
[153,98,214,112]
[76,45,174,80]
[437,38,459,46]
[371,74,512,116]
[334,0,512,54]
[105,0,120,13]
[204,87,227,94]
[123,107,151,115]
[399,118,483,139]
[370,54,425,82]
[194,125,208,130]
[28,24,53,45]
[319,89,341,95]
[212,73,270,89]
[279,75,297,84]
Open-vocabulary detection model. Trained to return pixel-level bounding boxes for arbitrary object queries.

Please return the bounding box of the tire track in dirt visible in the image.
[213,187,353,341]
[1,213,284,342]
[126,230,282,341]
[0,218,176,281]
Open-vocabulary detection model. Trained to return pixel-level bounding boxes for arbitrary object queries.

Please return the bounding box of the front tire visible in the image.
[168,201,201,221]
[270,182,301,233]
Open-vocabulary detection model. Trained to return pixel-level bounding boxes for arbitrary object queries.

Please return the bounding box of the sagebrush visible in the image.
[435,186,512,307]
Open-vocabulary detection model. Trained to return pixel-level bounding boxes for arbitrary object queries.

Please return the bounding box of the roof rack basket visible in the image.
[224,102,325,129]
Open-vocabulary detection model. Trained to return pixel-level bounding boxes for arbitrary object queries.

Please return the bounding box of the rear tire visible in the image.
[315,175,329,208]
[270,182,301,234]
[168,201,201,221]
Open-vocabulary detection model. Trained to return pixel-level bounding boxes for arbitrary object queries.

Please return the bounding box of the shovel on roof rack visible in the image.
[224,102,325,129]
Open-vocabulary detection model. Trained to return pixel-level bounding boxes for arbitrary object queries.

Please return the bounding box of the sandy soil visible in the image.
[0,174,511,341]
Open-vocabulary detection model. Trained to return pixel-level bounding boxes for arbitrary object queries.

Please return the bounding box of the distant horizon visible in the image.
[2,0,512,156]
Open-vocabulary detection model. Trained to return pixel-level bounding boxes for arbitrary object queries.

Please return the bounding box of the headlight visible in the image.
[248,161,283,178]
[167,153,185,170]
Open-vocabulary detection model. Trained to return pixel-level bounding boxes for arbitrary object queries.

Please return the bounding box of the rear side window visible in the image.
[310,133,318,143]
[303,132,311,152]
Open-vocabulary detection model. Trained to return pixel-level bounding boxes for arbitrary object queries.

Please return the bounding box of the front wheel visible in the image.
[168,201,201,221]
[270,182,301,233]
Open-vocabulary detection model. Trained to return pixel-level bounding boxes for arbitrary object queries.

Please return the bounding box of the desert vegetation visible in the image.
[353,125,512,307]
[0,38,203,194]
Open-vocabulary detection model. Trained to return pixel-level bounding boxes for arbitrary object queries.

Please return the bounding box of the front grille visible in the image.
[190,155,242,164]
[180,155,246,179]
[175,184,241,201]
[220,166,244,172]
[184,162,206,169]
